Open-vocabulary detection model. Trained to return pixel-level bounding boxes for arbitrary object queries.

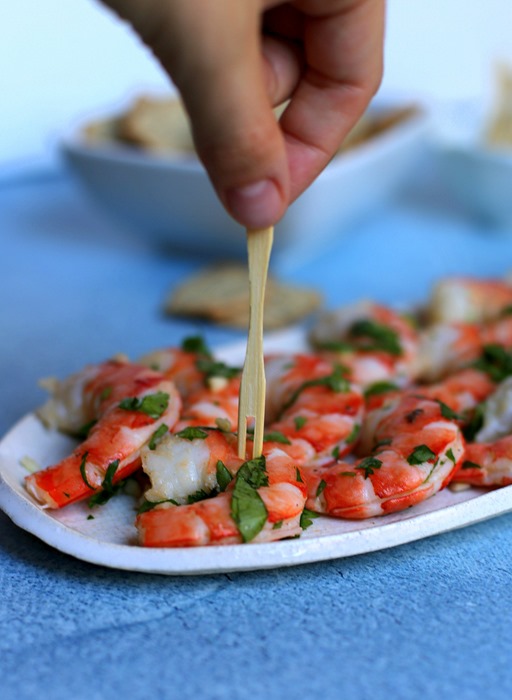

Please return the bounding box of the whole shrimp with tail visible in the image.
[25,359,181,508]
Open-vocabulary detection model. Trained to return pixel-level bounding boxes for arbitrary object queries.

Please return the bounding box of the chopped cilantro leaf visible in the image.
[216,460,233,491]
[463,403,485,442]
[75,419,97,439]
[175,427,209,440]
[332,445,340,460]
[100,386,113,401]
[346,423,361,444]
[79,452,94,490]
[263,431,292,445]
[373,437,392,451]
[295,467,303,483]
[406,444,436,465]
[348,319,402,356]
[272,521,283,530]
[187,489,215,504]
[316,479,327,497]
[87,515,94,520]
[281,365,350,413]
[357,456,383,479]
[196,358,240,379]
[231,477,268,543]
[182,336,212,357]
[293,416,307,430]
[236,456,269,489]
[149,424,169,450]
[473,344,512,382]
[137,498,179,514]
[461,460,482,470]
[300,508,319,530]
[364,381,399,398]
[436,400,464,421]
[446,448,456,464]
[119,391,169,419]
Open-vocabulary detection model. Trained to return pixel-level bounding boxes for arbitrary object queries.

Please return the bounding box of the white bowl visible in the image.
[439,144,512,226]
[61,103,431,260]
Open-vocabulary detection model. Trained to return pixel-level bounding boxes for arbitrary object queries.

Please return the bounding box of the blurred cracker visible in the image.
[165,264,322,329]
[118,96,195,154]
[484,64,512,149]
[82,116,122,144]
[166,265,251,320]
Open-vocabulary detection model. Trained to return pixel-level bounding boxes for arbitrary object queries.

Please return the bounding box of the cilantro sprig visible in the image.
[348,319,403,356]
[230,456,269,542]
[119,391,169,419]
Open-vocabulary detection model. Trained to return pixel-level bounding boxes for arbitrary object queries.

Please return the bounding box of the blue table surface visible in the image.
[1,165,512,700]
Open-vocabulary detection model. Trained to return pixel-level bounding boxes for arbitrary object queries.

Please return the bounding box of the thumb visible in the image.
[145,2,290,229]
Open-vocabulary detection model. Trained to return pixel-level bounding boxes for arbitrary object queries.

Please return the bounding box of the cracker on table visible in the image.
[165,265,323,329]
[118,97,195,154]
[484,63,512,149]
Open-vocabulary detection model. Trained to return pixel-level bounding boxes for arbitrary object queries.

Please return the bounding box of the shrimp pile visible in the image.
[25,276,512,547]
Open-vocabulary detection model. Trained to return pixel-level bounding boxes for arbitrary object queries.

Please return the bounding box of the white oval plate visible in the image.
[1,328,512,575]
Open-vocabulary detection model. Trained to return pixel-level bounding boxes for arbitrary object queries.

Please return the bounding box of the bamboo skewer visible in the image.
[237,226,274,459]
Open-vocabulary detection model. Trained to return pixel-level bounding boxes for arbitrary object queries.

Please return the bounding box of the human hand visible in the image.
[102,1,385,228]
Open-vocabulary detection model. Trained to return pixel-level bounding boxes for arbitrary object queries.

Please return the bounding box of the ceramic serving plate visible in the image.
[1,327,512,575]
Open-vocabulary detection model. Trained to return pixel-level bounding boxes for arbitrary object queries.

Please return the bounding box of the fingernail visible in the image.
[224,179,283,228]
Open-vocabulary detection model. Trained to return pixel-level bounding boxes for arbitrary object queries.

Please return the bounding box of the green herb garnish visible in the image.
[300,508,319,530]
[175,427,209,440]
[293,416,307,430]
[316,479,327,497]
[406,444,436,466]
[119,391,169,419]
[436,400,464,421]
[349,319,402,356]
[281,365,350,414]
[230,456,269,542]
[79,452,94,490]
[182,336,212,357]
[216,460,233,491]
[364,381,399,398]
[196,358,241,379]
[148,424,169,450]
[263,431,292,445]
[357,456,383,478]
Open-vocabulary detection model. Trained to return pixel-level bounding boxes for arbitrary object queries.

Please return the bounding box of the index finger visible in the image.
[278,0,386,201]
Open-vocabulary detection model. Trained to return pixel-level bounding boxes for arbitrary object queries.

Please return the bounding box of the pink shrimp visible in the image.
[427,277,512,325]
[139,338,242,430]
[137,430,307,546]
[417,315,512,381]
[303,394,464,519]
[452,437,512,488]
[264,353,364,465]
[310,301,420,388]
[25,360,181,508]
[137,352,364,546]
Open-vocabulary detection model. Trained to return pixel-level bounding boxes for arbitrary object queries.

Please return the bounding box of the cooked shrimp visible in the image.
[310,301,420,387]
[428,277,512,325]
[138,352,364,546]
[140,337,241,430]
[454,437,512,487]
[137,429,307,546]
[303,395,464,519]
[451,376,512,487]
[417,316,512,381]
[264,353,364,465]
[25,360,181,508]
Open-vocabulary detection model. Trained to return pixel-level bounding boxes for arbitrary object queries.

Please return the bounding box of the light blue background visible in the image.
[1,162,512,699]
